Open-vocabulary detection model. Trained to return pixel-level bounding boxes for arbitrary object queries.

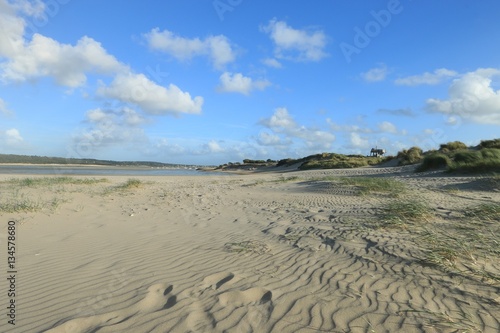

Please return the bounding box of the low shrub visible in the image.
[452,150,480,163]
[480,148,500,159]
[439,141,468,151]
[416,153,452,172]
[449,159,500,173]
[479,138,500,149]
[397,146,423,165]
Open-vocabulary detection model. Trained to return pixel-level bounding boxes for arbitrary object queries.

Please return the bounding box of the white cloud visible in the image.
[144,28,236,70]
[425,68,500,124]
[206,140,225,153]
[257,131,290,147]
[153,138,187,156]
[5,128,23,145]
[0,98,13,116]
[1,32,125,87]
[72,107,149,157]
[262,58,282,68]
[261,107,296,129]
[97,73,203,115]
[260,107,335,150]
[349,132,369,149]
[0,3,203,119]
[86,107,147,127]
[217,72,270,95]
[261,19,328,62]
[395,68,458,86]
[0,0,126,87]
[377,121,398,134]
[361,64,388,82]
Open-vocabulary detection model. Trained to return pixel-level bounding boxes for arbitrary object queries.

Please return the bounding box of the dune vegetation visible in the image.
[415,139,500,173]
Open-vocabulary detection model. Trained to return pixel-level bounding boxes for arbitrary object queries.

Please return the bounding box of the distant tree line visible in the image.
[0,154,185,168]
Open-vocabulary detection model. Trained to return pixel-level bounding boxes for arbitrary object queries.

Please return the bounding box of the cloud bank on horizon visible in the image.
[0,0,499,165]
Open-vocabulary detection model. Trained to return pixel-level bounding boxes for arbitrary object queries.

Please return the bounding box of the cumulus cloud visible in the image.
[1,31,125,87]
[257,131,289,146]
[261,19,328,62]
[361,64,388,82]
[377,121,398,134]
[0,2,203,118]
[1,0,125,86]
[395,68,458,86]
[97,73,203,115]
[349,132,369,149]
[205,140,225,153]
[260,107,335,150]
[425,68,500,124]
[217,72,270,95]
[5,128,23,145]
[144,28,236,70]
[72,107,149,157]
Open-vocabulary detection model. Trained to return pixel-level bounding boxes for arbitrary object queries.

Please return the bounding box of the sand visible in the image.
[0,166,499,332]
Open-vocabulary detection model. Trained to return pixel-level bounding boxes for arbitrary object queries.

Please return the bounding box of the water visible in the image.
[0,165,225,176]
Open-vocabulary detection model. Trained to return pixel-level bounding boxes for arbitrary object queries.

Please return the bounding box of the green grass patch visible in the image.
[273,175,300,183]
[418,224,500,282]
[0,196,41,213]
[115,178,144,190]
[2,177,108,187]
[415,203,500,282]
[340,177,405,197]
[0,192,65,213]
[464,203,500,222]
[379,200,431,228]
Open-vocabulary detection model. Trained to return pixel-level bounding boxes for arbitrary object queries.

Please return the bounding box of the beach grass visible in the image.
[1,176,108,187]
[0,191,65,213]
[114,178,144,190]
[464,202,500,221]
[416,203,500,282]
[378,199,431,228]
[340,177,406,197]
[0,195,41,213]
[416,153,452,172]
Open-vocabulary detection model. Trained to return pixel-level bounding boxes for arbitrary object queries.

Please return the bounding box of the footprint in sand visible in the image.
[218,287,272,307]
[183,272,235,332]
[188,271,235,298]
[186,301,217,332]
[218,287,274,331]
[44,283,175,333]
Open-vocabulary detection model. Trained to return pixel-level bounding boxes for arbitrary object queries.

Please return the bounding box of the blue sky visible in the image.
[1,0,499,165]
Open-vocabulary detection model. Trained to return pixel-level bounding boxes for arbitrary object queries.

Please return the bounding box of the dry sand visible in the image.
[0,166,499,332]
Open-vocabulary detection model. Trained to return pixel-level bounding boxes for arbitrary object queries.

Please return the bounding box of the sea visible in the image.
[0,165,225,176]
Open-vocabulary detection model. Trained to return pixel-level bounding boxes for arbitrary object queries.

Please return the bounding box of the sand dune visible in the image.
[0,166,499,332]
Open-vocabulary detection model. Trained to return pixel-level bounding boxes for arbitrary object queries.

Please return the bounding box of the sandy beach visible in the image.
[1,166,499,332]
